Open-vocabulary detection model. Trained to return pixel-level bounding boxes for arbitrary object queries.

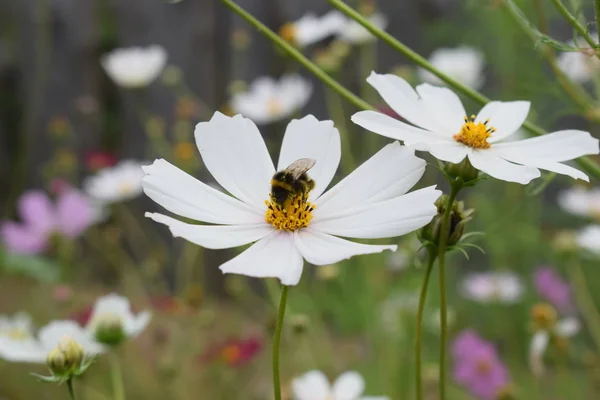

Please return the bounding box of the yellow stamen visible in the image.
[453,115,495,149]
[118,182,134,195]
[6,328,30,340]
[266,98,283,117]
[279,23,297,43]
[265,192,314,231]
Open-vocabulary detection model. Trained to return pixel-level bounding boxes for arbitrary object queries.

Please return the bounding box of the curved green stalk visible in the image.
[67,379,76,400]
[109,352,126,400]
[567,258,600,352]
[415,249,437,400]
[550,0,599,51]
[326,0,600,180]
[273,285,289,400]
[596,0,600,45]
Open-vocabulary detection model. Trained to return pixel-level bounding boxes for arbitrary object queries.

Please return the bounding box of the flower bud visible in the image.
[93,314,126,346]
[419,195,473,247]
[444,158,479,184]
[47,335,84,377]
[531,303,557,331]
[495,385,517,400]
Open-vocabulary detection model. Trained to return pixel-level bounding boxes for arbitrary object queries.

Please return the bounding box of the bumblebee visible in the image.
[270,158,316,206]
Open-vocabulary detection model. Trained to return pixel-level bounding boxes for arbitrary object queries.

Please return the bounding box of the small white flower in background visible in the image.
[230,75,313,125]
[556,35,600,83]
[418,46,485,90]
[292,370,389,400]
[576,225,600,255]
[558,187,600,220]
[385,236,420,271]
[461,271,524,304]
[280,10,347,47]
[101,45,167,88]
[85,293,151,346]
[529,317,579,376]
[0,320,104,363]
[380,291,419,334]
[143,112,441,286]
[427,307,456,332]
[84,160,146,204]
[0,312,34,340]
[353,73,599,184]
[339,12,388,44]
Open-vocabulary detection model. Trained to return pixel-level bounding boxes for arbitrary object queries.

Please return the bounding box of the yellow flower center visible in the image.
[5,328,30,340]
[118,182,134,195]
[453,115,496,149]
[266,98,283,117]
[279,23,297,43]
[265,191,315,231]
[174,142,196,161]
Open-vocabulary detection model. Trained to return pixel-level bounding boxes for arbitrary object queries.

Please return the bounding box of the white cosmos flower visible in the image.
[292,370,389,400]
[101,45,167,88]
[529,317,579,376]
[0,320,104,363]
[461,271,523,304]
[339,13,388,44]
[558,187,600,219]
[86,293,151,343]
[576,225,600,254]
[230,75,312,125]
[352,72,599,184]
[418,46,485,90]
[84,160,145,203]
[281,10,347,47]
[0,312,34,340]
[142,112,441,286]
[556,35,600,83]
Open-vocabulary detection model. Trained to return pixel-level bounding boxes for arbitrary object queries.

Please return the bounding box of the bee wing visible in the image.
[284,158,316,180]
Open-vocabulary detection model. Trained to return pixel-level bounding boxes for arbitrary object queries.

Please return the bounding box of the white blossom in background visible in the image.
[339,12,388,44]
[556,35,600,83]
[461,271,524,304]
[427,307,456,332]
[0,320,104,363]
[352,72,599,184]
[576,225,600,255]
[143,112,441,286]
[558,187,600,219]
[292,370,389,400]
[385,236,420,271]
[0,312,34,340]
[101,45,167,88]
[230,75,313,124]
[84,160,146,204]
[418,46,485,90]
[280,10,347,47]
[85,293,151,346]
[380,291,419,334]
[529,317,579,376]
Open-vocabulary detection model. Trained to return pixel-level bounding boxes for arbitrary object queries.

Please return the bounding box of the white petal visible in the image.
[366,72,455,134]
[292,370,332,400]
[529,331,549,376]
[88,293,132,323]
[493,130,599,161]
[294,229,396,265]
[351,111,450,145]
[415,83,466,133]
[142,159,264,224]
[0,337,46,363]
[556,318,580,337]
[360,397,390,400]
[332,371,365,400]
[145,213,272,249]
[277,116,341,200]
[315,143,427,215]
[312,186,441,239]
[425,141,469,164]
[468,149,541,184]
[126,311,152,337]
[219,230,304,285]
[39,320,105,355]
[476,101,530,142]
[195,112,275,209]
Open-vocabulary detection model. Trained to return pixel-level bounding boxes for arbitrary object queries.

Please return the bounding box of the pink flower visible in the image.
[533,267,573,313]
[452,330,511,400]
[200,337,263,367]
[1,189,94,254]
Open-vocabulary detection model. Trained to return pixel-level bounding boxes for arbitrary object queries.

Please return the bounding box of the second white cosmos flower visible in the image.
[143,112,440,285]
[352,72,599,184]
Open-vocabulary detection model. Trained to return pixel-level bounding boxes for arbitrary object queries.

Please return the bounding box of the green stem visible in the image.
[67,379,76,400]
[219,0,373,111]
[436,182,462,400]
[415,249,437,400]
[327,0,600,180]
[323,87,356,174]
[550,0,599,51]
[109,352,126,400]
[272,285,289,400]
[567,259,600,352]
[596,0,600,46]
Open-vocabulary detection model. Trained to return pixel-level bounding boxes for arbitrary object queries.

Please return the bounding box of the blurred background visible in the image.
[0,0,600,399]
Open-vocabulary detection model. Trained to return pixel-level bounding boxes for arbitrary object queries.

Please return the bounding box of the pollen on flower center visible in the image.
[453,115,496,149]
[279,23,297,43]
[475,358,493,375]
[266,98,283,117]
[118,182,134,195]
[265,192,315,231]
